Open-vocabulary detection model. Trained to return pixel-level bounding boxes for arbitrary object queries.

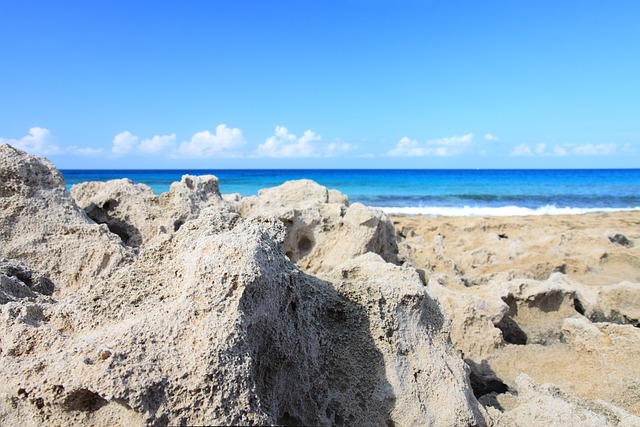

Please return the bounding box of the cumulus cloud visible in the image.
[112,131,139,156]
[571,143,617,156]
[140,134,176,154]
[484,133,499,141]
[510,142,617,157]
[0,127,61,155]
[176,124,246,158]
[387,133,474,157]
[510,144,533,156]
[256,126,320,158]
[68,146,105,156]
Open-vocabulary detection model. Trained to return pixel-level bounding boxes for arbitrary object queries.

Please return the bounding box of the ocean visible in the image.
[61,169,640,217]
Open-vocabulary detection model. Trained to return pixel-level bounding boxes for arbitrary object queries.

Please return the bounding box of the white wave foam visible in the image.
[376,205,640,217]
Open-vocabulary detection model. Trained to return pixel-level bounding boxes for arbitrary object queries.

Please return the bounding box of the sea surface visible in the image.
[61,169,640,216]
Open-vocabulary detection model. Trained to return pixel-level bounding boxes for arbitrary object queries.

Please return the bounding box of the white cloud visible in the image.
[511,142,617,157]
[177,124,246,158]
[140,134,176,154]
[256,126,320,158]
[0,127,61,155]
[510,144,533,156]
[387,133,474,157]
[326,141,355,156]
[571,143,617,156]
[112,131,139,156]
[484,133,499,141]
[68,146,105,156]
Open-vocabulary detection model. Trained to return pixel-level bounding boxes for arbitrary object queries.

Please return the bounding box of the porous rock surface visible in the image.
[0,144,486,426]
[71,174,228,247]
[233,179,399,274]
[0,144,130,292]
[394,213,640,423]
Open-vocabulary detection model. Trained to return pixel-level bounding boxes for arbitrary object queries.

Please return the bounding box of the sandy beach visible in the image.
[391,211,640,287]
[392,211,640,415]
[2,144,639,425]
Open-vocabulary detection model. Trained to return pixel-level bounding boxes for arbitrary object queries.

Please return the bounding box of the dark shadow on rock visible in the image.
[242,270,396,427]
[495,315,527,345]
[465,359,509,405]
[84,202,142,247]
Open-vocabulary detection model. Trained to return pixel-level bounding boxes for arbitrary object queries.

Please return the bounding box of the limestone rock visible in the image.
[486,374,640,427]
[71,174,227,247]
[0,145,485,426]
[0,144,130,292]
[0,210,485,426]
[322,253,486,426]
[427,279,508,360]
[489,274,582,345]
[574,281,640,327]
[236,179,398,273]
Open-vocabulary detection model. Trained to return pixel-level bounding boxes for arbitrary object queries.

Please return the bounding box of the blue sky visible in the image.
[1,0,639,169]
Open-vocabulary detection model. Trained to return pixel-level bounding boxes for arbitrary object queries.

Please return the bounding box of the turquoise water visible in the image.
[61,169,640,216]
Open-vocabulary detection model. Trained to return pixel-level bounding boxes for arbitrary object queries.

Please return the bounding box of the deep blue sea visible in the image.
[61,169,640,216]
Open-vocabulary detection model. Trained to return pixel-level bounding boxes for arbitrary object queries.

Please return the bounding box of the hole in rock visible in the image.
[101,199,118,211]
[173,219,184,232]
[184,177,194,190]
[106,223,132,245]
[297,235,313,254]
[64,389,109,412]
[469,371,509,398]
[495,316,527,345]
[573,298,586,315]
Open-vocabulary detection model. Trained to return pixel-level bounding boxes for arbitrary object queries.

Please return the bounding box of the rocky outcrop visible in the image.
[574,281,640,327]
[484,374,639,426]
[0,145,485,426]
[71,174,227,247]
[234,179,399,274]
[322,253,485,426]
[394,213,640,419]
[0,144,130,292]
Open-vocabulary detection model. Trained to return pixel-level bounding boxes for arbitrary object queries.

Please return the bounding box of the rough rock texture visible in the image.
[322,253,485,426]
[427,279,508,360]
[484,374,639,426]
[0,145,485,426]
[393,213,640,418]
[0,144,130,292]
[71,174,227,247]
[574,281,640,326]
[234,179,399,274]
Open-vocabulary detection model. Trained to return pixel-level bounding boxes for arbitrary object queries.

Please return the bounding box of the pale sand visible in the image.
[390,211,640,288]
[391,211,640,415]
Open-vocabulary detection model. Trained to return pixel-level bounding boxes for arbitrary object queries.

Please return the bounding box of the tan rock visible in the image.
[0,144,130,292]
[71,174,227,247]
[486,374,640,427]
[236,179,398,273]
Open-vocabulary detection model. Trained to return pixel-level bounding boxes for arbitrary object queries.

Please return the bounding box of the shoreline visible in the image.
[2,143,639,425]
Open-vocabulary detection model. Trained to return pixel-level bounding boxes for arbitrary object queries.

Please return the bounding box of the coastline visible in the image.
[2,144,639,425]
[390,210,640,287]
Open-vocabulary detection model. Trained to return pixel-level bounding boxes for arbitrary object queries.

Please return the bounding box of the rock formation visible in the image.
[2,142,638,426]
[394,213,640,424]
[71,174,228,247]
[233,179,399,274]
[0,144,485,426]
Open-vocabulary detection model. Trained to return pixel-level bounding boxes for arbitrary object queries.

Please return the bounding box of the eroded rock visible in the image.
[71,174,228,247]
[0,144,130,292]
[234,179,399,273]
